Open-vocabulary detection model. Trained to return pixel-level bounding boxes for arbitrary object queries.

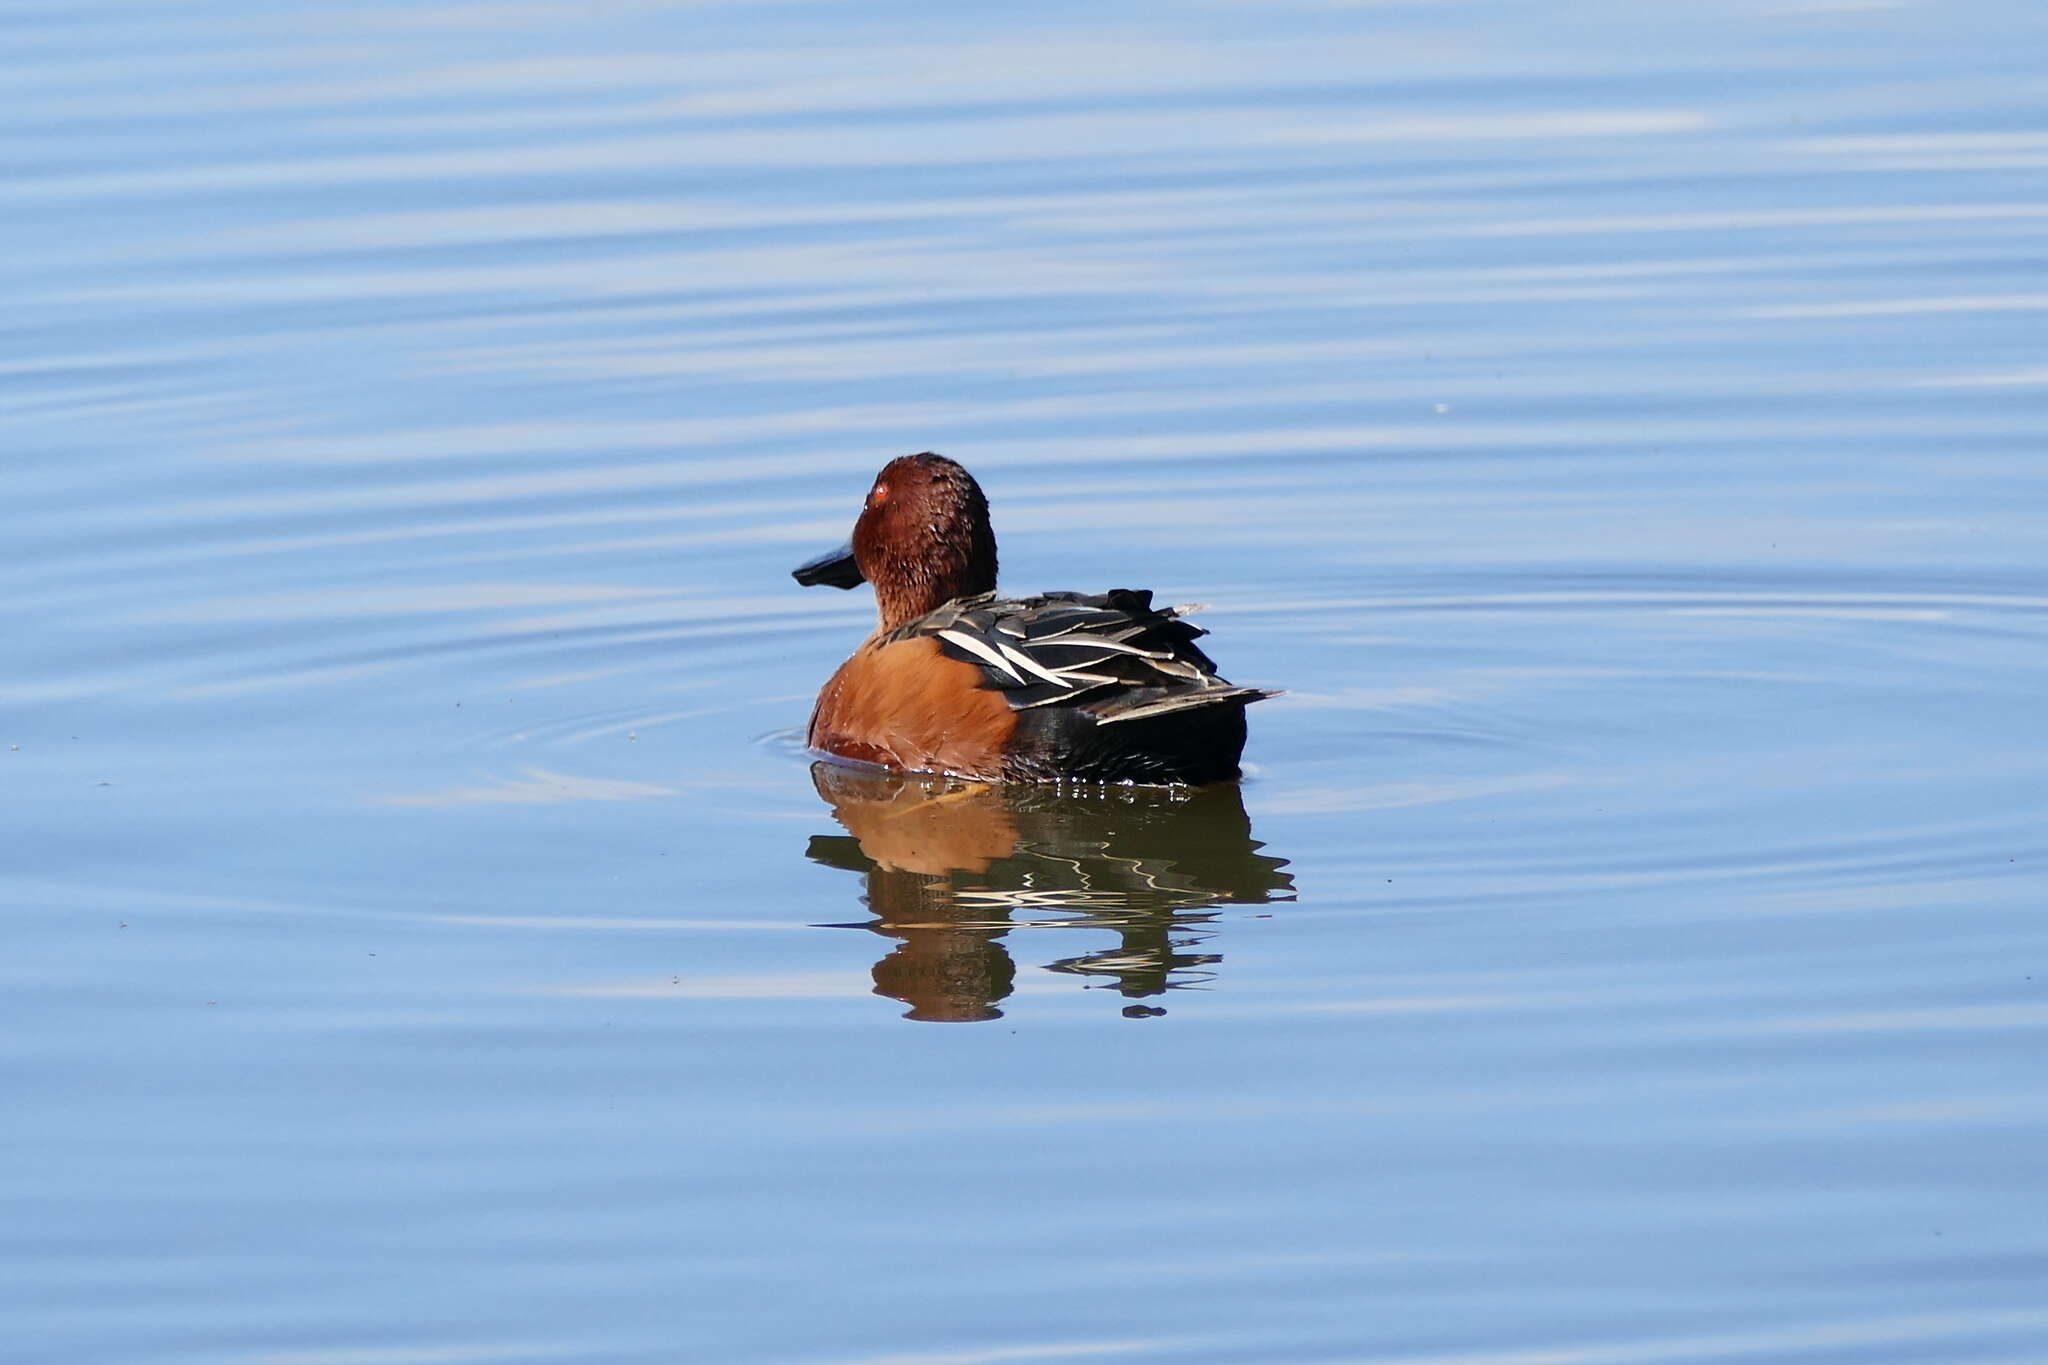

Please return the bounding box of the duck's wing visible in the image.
[896,589,1280,722]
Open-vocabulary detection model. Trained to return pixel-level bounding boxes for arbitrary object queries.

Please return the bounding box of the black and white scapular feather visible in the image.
[881,588,1280,783]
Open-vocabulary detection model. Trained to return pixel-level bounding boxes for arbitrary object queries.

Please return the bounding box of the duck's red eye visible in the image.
[867,481,890,507]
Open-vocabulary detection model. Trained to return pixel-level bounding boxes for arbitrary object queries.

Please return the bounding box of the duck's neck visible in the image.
[873,560,995,632]
[855,500,999,633]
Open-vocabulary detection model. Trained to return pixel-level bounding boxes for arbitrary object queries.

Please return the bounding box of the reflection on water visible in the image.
[805,762,1292,1021]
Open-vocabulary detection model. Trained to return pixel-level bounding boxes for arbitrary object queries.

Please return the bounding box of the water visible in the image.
[7,1,2047,1361]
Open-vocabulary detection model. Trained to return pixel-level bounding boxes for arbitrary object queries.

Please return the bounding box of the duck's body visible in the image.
[809,588,1269,784]
[793,454,1275,785]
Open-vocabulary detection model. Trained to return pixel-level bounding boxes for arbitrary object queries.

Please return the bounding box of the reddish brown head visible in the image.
[791,453,998,631]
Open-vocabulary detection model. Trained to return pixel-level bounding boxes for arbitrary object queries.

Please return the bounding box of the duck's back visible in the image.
[809,588,1276,784]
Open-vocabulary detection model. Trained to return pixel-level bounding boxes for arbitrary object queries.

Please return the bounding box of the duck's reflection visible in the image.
[805,762,1292,1022]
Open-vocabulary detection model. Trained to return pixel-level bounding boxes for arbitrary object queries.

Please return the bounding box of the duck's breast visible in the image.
[807,635,1017,780]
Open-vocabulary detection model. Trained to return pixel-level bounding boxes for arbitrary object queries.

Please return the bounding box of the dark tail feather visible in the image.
[1091,686,1282,725]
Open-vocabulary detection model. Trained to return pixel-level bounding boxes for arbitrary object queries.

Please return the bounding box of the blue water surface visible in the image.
[6,2,2047,1362]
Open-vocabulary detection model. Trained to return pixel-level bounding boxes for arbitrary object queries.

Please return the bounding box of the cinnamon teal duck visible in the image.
[792,453,1276,784]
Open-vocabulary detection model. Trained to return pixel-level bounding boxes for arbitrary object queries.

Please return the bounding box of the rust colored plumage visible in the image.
[806,635,1017,779]
[849,454,995,632]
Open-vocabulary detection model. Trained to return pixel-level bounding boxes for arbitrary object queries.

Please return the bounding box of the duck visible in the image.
[791,452,1276,784]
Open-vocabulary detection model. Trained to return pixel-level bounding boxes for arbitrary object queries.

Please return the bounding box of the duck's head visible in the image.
[793,452,998,630]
